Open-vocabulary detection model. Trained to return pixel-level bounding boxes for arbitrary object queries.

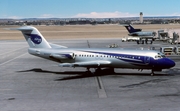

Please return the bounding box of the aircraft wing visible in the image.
[59,61,111,67]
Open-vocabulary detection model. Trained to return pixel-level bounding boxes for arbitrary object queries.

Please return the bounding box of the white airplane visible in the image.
[9,26,175,75]
[122,24,157,44]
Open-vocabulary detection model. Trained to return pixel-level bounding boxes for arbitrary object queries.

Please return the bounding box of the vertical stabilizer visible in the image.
[12,26,51,48]
[124,24,142,33]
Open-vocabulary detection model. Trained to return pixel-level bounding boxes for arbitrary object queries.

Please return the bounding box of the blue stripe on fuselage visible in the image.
[81,50,152,66]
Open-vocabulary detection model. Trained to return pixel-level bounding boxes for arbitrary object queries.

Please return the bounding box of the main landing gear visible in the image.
[86,68,115,74]
[85,67,92,74]
[96,68,115,74]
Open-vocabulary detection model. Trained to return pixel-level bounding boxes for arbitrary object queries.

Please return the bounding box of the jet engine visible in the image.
[50,53,75,60]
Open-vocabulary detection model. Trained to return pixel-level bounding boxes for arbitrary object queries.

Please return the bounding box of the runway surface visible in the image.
[1,38,180,111]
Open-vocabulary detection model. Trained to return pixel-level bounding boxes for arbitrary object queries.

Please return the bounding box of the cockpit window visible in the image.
[155,53,166,59]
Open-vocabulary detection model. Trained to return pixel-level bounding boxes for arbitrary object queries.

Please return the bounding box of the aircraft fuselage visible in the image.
[28,48,175,70]
[129,31,154,37]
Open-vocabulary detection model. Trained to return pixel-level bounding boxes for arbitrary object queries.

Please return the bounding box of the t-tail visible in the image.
[10,26,51,48]
[124,24,142,33]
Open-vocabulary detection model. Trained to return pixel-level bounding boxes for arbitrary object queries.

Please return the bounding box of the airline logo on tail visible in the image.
[26,34,42,44]
[128,26,131,30]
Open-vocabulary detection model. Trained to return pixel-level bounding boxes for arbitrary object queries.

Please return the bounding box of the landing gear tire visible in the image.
[145,38,148,44]
[145,40,153,44]
[151,70,155,76]
[137,38,145,44]
[85,71,92,74]
[104,68,115,74]
[94,68,102,74]
[86,68,92,74]
[137,40,144,44]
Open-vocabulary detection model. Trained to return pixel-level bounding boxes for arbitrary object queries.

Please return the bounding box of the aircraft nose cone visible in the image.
[168,59,176,68]
[160,58,175,68]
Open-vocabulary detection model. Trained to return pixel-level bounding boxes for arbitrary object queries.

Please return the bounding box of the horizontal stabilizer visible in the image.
[49,43,67,48]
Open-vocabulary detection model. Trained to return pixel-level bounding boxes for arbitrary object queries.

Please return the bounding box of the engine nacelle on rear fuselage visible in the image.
[50,53,75,60]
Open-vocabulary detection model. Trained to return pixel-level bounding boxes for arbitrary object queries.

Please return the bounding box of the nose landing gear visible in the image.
[151,69,162,76]
[151,70,155,76]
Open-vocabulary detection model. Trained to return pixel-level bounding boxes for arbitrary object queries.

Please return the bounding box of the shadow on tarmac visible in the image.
[17,68,174,81]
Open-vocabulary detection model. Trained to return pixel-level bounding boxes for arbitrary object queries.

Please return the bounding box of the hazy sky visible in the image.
[0,0,180,18]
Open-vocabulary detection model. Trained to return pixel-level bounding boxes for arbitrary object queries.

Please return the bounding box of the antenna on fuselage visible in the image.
[87,40,90,48]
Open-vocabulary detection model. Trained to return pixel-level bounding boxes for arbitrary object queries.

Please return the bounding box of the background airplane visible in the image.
[9,26,175,75]
[122,24,157,44]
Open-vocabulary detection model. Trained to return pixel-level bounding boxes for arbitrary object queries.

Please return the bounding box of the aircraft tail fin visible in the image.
[10,26,51,48]
[123,24,142,33]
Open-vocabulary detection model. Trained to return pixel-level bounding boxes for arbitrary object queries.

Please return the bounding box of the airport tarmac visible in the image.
[1,38,180,111]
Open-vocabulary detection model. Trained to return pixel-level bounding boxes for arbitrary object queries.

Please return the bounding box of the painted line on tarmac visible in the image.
[0,53,27,66]
[95,76,107,98]
[0,47,26,56]
[0,89,12,91]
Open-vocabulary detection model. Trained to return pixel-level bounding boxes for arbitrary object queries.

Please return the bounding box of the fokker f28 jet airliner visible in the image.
[9,26,175,75]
